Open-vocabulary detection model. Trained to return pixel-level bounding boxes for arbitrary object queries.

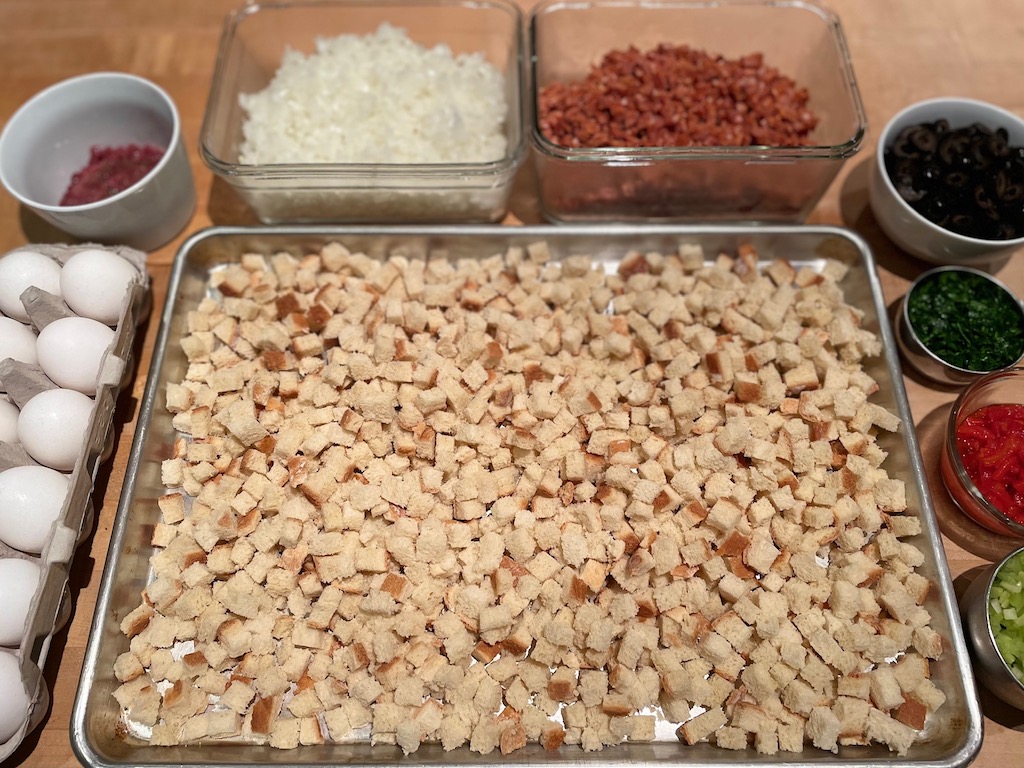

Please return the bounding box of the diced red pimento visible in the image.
[60,144,164,206]
[956,403,1024,524]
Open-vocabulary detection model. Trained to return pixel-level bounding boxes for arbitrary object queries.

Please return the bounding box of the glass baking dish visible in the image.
[200,0,526,223]
[529,0,867,222]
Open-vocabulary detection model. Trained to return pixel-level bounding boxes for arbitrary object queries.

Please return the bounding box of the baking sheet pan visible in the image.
[71,224,983,768]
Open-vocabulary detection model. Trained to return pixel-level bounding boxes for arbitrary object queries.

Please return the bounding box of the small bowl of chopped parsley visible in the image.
[898,266,1024,385]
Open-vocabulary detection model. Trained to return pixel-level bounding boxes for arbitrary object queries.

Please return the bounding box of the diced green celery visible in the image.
[1000,579,1023,594]
[990,551,1024,681]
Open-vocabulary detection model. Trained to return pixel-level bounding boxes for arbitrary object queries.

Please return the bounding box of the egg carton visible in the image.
[0,243,150,761]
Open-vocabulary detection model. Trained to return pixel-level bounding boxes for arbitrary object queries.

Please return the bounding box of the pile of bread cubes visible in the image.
[111,240,946,756]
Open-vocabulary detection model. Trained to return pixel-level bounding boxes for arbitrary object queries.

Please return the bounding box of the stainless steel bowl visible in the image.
[960,546,1024,710]
[897,265,1024,386]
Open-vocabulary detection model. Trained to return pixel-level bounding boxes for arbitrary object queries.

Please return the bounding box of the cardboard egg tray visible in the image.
[0,243,150,761]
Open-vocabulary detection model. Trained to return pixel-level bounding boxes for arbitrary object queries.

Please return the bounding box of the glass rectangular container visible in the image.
[529,0,867,222]
[200,0,526,223]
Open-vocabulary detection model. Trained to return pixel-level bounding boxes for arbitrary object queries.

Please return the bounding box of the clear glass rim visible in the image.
[199,0,528,178]
[945,367,1024,537]
[526,0,868,162]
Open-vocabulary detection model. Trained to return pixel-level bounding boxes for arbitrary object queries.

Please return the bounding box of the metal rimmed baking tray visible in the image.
[72,225,982,768]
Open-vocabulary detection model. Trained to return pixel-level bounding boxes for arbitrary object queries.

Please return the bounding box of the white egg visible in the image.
[59,249,139,326]
[0,400,17,444]
[35,317,115,396]
[0,251,61,323]
[0,558,40,646]
[0,466,69,554]
[16,389,94,472]
[0,651,28,742]
[0,317,38,369]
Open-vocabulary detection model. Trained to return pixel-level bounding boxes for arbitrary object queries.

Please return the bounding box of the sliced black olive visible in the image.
[993,169,1024,203]
[884,159,909,183]
[955,153,976,169]
[971,121,993,136]
[923,194,951,223]
[933,119,951,134]
[976,189,1002,222]
[938,132,970,166]
[908,125,938,153]
[894,125,917,145]
[970,137,993,168]
[890,137,918,159]
[889,157,917,186]
[921,163,943,182]
[944,170,969,188]
[997,221,1020,239]
[949,212,976,231]
[989,129,1010,158]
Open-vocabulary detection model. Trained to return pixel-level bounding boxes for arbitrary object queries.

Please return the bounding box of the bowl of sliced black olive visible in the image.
[870,97,1024,264]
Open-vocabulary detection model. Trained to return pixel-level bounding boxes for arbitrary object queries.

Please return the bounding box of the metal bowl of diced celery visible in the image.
[961,545,1024,709]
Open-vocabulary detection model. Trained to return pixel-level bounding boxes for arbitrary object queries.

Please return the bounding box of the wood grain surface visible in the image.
[0,0,1022,764]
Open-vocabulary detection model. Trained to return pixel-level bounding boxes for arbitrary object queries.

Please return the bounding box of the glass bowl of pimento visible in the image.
[941,367,1024,536]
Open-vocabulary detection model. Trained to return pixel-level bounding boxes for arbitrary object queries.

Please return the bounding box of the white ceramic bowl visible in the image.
[0,72,195,251]
[869,97,1024,264]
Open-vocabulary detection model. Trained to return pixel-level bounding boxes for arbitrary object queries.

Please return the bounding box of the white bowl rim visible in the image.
[875,96,1024,248]
[0,71,182,213]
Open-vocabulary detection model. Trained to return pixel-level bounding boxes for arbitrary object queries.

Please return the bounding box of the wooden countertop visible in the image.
[0,0,1021,764]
